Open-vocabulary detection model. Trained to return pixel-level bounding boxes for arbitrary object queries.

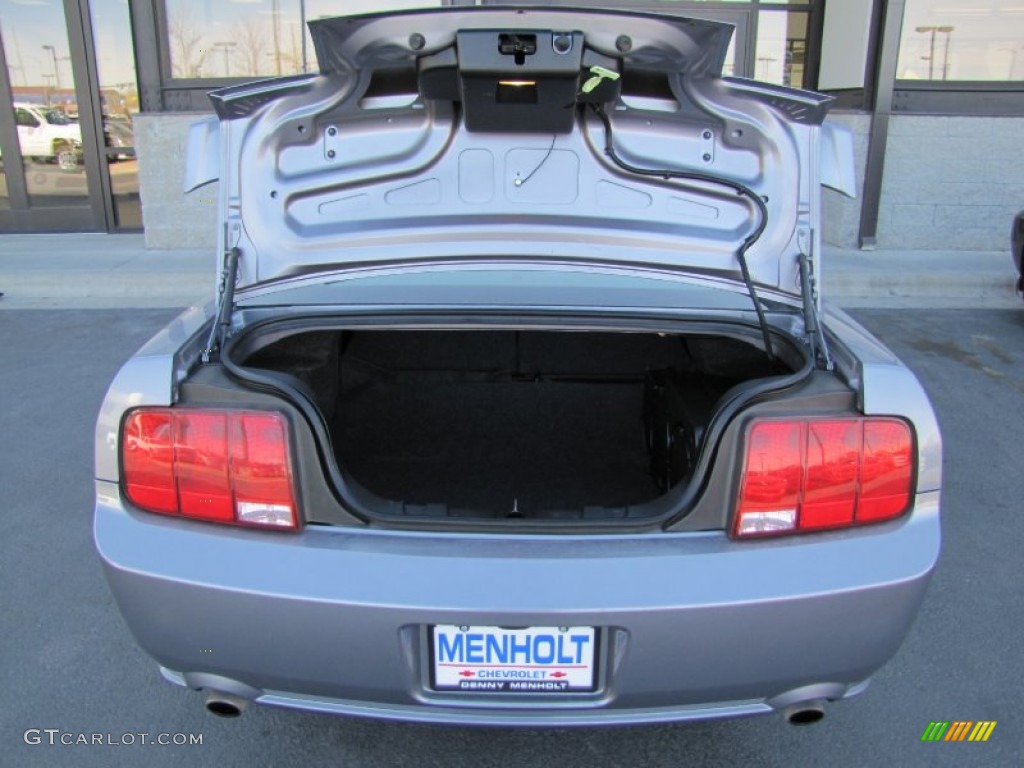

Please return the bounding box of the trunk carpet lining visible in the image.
[334,380,658,516]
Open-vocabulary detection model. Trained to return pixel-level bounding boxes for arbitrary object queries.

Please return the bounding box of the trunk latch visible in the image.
[498,33,537,65]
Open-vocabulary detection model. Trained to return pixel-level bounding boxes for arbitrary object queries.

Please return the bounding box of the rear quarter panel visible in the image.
[823,303,942,495]
[95,303,213,483]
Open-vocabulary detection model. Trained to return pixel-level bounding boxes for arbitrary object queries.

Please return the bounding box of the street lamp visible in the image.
[1002,45,1024,79]
[42,44,61,90]
[213,41,237,77]
[756,56,777,81]
[41,73,54,107]
[300,0,307,73]
[916,26,954,80]
[271,0,281,75]
[939,26,954,80]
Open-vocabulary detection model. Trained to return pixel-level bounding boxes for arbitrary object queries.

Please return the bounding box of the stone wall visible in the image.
[135,113,218,250]
[822,112,1023,250]
[821,111,871,249]
[877,116,1023,251]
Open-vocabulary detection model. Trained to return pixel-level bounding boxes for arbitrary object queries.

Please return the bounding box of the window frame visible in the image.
[135,0,468,111]
[888,0,1024,115]
[135,0,1024,116]
[891,81,1024,116]
[137,0,822,111]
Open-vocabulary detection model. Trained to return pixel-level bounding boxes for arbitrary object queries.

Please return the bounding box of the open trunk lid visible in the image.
[185,7,855,297]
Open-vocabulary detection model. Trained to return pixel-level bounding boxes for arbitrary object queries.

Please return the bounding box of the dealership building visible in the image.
[0,0,1021,250]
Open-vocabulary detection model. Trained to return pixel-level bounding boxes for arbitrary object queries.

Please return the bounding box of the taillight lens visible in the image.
[733,417,913,538]
[121,408,298,530]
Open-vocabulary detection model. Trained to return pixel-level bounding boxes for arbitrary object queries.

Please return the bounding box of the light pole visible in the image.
[916,26,954,80]
[1001,45,1024,79]
[300,0,307,73]
[41,73,54,107]
[939,26,955,80]
[213,41,237,77]
[271,0,282,76]
[42,44,61,90]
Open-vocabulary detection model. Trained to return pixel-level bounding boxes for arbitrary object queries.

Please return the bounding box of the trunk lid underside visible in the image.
[185,8,854,296]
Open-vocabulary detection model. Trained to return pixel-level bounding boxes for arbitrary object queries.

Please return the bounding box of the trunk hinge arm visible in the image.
[797,249,833,371]
[202,246,241,364]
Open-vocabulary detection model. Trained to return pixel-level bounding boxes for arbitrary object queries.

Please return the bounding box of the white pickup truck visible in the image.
[1,103,82,171]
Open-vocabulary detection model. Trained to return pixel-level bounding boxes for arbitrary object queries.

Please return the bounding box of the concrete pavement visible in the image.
[3,307,1023,767]
[0,232,1019,309]
[0,234,209,309]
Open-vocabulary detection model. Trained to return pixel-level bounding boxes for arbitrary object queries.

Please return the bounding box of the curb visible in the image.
[1,238,1019,309]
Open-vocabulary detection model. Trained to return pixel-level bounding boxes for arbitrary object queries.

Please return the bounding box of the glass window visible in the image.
[165,0,442,79]
[723,33,737,77]
[480,1,754,6]
[480,1,753,4]
[303,1,444,73]
[91,0,141,228]
[817,0,872,91]
[15,107,39,127]
[165,0,298,78]
[898,0,1024,81]
[755,10,808,87]
[0,0,91,208]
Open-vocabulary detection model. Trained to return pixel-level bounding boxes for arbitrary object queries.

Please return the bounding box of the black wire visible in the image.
[590,105,776,364]
[518,133,557,187]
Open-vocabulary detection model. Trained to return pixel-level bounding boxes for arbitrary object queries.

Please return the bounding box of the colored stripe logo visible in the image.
[921,721,996,742]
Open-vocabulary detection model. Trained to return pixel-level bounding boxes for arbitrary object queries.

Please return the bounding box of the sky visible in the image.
[1,0,136,90]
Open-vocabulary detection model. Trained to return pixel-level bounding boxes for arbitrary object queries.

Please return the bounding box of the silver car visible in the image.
[1013,210,1023,299]
[95,8,941,727]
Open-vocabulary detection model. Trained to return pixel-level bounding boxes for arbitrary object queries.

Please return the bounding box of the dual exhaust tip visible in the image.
[204,691,248,718]
[783,700,826,725]
[203,689,826,725]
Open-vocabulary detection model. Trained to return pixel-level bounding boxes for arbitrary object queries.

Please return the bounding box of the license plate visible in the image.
[431,625,597,693]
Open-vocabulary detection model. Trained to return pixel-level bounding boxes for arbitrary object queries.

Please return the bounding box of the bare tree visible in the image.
[168,5,208,78]
[238,17,269,77]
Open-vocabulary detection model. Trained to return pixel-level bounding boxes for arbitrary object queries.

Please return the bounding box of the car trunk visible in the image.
[234,327,801,521]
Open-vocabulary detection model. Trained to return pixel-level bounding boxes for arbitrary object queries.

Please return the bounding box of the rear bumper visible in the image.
[95,482,940,726]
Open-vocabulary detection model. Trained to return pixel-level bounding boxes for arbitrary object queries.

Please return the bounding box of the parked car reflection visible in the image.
[0,103,83,171]
[104,116,135,161]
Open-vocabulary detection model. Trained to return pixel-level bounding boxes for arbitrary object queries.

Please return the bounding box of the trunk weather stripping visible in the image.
[203,246,242,364]
[218,314,815,533]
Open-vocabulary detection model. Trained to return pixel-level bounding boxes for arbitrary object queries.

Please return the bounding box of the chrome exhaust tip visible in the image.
[204,691,248,718]
[783,700,826,725]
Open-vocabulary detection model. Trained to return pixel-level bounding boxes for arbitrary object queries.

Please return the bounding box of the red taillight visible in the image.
[121,410,176,514]
[174,411,233,523]
[733,417,913,538]
[857,420,914,522]
[121,408,298,530]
